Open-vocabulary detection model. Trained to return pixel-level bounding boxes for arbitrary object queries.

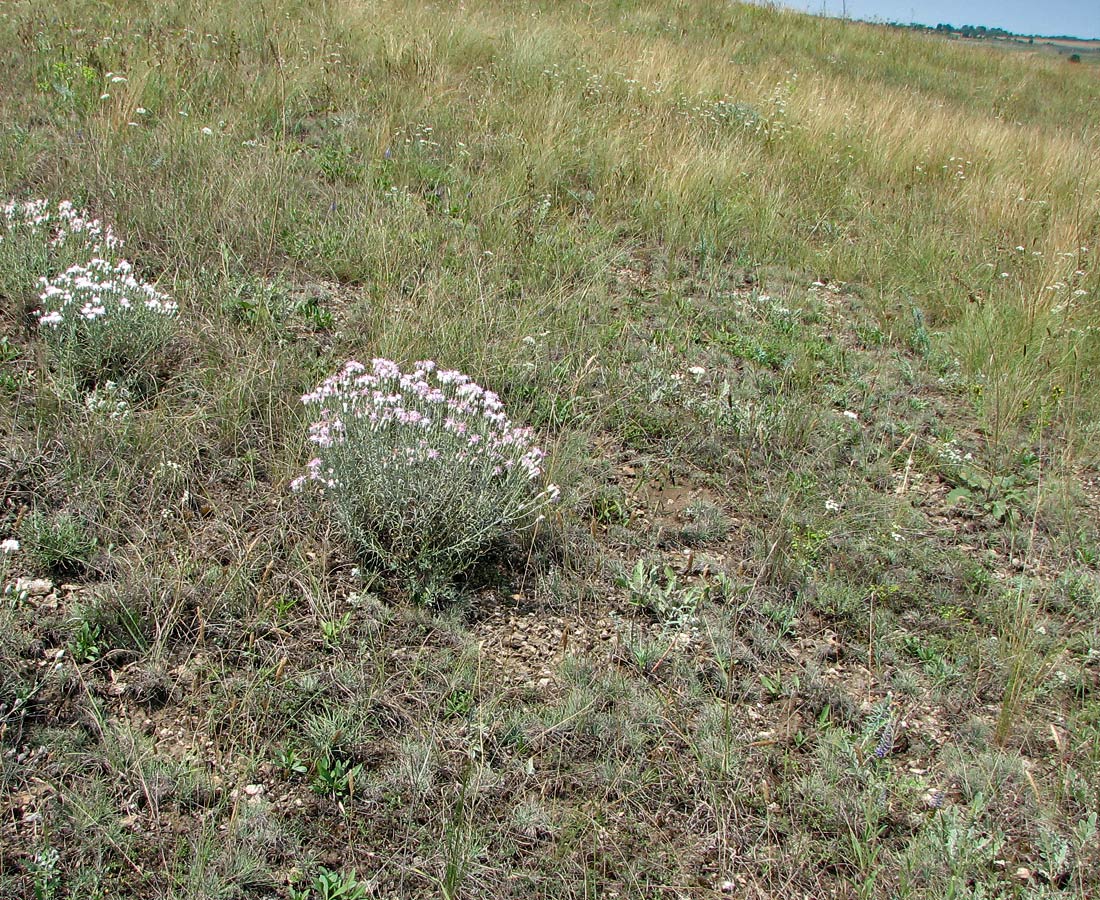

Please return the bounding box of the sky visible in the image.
[765,1,1100,39]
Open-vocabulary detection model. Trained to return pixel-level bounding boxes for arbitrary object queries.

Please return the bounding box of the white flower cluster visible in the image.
[1,198,121,256]
[3,200,183,385]
[37,257,177,330]
[934,439,973,468]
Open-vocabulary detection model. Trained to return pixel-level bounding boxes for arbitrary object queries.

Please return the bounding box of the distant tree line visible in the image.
[934,23,1013,38]
[931,23,1087,41]
[858,14,1094,43]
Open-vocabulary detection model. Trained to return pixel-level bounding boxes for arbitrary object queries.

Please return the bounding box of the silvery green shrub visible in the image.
[36,257,178,389]
[295,359,559,602]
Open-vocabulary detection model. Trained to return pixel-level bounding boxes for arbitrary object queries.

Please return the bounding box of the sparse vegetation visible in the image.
[1,1,1098,898]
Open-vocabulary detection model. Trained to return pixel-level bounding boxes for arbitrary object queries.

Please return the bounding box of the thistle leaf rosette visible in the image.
[295,359,559,600]
[36,257,178,388]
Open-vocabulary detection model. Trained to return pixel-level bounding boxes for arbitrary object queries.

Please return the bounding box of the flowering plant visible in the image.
[36,257,178,388]
[1,199,121,310]
[295,359,559,601]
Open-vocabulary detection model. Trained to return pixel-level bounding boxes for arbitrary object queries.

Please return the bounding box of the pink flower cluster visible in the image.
[36,257,177,329]
[293,359,550,490]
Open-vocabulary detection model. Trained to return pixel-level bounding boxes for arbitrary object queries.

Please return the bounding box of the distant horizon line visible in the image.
[760,3,1099,42]
[881,20,1098,42]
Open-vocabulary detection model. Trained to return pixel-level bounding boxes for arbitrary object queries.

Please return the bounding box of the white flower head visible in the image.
[1,538,19,554]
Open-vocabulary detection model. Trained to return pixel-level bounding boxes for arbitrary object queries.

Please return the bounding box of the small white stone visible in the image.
[17,578,53,597]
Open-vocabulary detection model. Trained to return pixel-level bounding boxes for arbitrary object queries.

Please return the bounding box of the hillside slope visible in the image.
[1,1,1098,898]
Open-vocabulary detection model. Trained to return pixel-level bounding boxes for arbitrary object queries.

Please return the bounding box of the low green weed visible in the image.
[291,868,368,900]
[311,754,363,799]
[275,745,310,778]
[28,847,61,900]
[945,468,1031,526]
[69,619,103,663]
[618,558,706,627]
[320,612,351,648]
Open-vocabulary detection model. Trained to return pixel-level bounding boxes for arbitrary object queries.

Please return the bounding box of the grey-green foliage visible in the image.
[37,256,178,390]
[677,501,730,545]
[20,510,98,577]
[617,558,706,627]
[297,360,557,603]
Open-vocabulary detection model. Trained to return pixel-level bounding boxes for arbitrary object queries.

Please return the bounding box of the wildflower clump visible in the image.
[36,257,178,389]
[0,199,121,309]
[295,359,559,601]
